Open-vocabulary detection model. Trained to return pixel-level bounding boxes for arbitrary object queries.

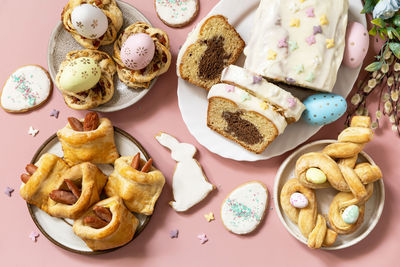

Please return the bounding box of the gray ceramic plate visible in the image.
[47,0,156,112]
[273,140,385,250]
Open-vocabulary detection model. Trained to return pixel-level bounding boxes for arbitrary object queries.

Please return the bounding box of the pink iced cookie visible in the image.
[343,22,369,68]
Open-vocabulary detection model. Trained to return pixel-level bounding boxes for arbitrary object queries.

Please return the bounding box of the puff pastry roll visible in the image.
[105,154,165,215]
[20,153,69,213]
[47,162,107,219]
[73,196,139,251]
[57,113,119,166]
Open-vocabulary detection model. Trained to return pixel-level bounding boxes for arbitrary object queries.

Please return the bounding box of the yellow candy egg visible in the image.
[306,168,327,184]
[59,57,101,93]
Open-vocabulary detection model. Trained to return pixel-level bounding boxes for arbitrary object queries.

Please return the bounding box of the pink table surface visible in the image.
[0,1,399,266]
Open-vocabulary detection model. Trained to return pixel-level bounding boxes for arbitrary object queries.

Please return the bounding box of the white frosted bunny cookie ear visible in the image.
[155,132,215,212]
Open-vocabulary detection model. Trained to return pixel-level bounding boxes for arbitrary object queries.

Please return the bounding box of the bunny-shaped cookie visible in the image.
[155,132,215,212]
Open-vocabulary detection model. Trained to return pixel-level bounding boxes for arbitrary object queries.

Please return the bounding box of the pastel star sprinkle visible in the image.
[260,102,269,110]
[241,92,251,102]
[204,212,215,222]
[267,49,277,60]
[305,7,314,17]
[305,72,315,82]
[326,38,335,48]
[320,14,329,25]
[295,64,304,74]
[225,84,235,92]
[253,75,263,84]
[288,41,298,52]
[278,37,288,48]
[28,126,39,137]
[4,186,14,197]
[169,229,179,239]
[197,234,208,244]
[50,109,59,119]
[287,98,297,108]
[289,18,300,27]
[29,231,40,242]
[306,35,316,45]
[313,25,323,35]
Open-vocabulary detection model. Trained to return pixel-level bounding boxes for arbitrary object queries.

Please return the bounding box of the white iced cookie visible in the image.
[155,0,199,28]
[0,65,52,113]
[155,132,214,212]
[221,181,268,235]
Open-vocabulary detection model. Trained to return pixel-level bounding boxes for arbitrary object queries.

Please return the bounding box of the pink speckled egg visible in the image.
[343,22,369,68]
[120,33,155,70]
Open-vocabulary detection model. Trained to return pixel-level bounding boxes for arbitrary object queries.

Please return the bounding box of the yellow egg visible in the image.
[59,57,101,93]
[306,168,327,184]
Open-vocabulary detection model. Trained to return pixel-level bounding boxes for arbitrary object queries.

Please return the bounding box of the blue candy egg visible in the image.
[302,93,347,126]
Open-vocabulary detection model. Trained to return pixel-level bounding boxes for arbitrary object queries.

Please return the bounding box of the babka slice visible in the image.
[177,15,245,90]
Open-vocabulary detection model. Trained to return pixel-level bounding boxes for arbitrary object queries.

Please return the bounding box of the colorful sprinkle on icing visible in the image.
[9,74,39,106]
[226,84,235,92]
[156,0,195,20]
[306,35,316,45]
[295,64,304,74]
[287,98,297,108]
[306,7,314,17]
[289,3,300,13]
[253,75,263,84]
[226,198,261,222]
[299,0,305,2]
[169,229,179,238]
[288,41,298,52]
[320,14,329,25]
[4,186,14,197]
[260,102,269,110]
[278,37,288,48]
[305,72,315,82]
[313,25,323,35]
[326,38,335,48]
[241,92,251,102]
[204,212,215,222]
[290,18,300,27]
[313,56,321,66]
[267,49,277,60]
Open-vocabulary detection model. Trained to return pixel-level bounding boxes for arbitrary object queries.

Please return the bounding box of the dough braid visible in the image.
[280,178,337,249]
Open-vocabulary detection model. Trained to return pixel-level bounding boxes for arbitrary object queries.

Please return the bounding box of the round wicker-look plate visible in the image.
[27,127,151,255]
[47,0,157,112]
[273,140,385,250]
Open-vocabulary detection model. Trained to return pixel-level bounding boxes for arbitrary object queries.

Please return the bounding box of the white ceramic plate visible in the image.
[27,128,151,254]
[273,140,385,250]
[47,0,156,112]
[177,0,366,161]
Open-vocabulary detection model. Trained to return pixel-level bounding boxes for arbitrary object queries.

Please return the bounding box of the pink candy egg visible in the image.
[120,33,155,70]
[343,22,369,69]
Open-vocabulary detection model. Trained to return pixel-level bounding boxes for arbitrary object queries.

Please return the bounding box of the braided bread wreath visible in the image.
[280,116,383,249]
[113,22,172,89]
[61,0,123,50]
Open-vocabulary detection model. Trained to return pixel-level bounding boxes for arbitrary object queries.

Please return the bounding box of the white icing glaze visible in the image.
[155,0,198,26]
[208,83,287,134]
[221,65,306,121]
[155,132,214,212]
[244,0,349,92]
[1,66,51,111]
[221,182,268,235]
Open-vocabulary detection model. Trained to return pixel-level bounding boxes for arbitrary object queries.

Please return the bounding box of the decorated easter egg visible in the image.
[306,168,327,184]
[120,33,155,70]
[343,22,369,68]
[342,205,359,224]
[71,4,108,39]
[59,57,101,93]
[290,192,309,208]
[302,93,347,126]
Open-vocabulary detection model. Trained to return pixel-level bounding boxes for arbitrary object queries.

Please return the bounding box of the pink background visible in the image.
[0,0,398,266]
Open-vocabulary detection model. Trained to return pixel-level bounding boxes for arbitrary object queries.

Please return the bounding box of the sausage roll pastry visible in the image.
[47,162,108,219]
[61,0,123,50]
[57,112,119,166]
[20,153,69,213]
[105,153,165,215]
[73,196,139,251]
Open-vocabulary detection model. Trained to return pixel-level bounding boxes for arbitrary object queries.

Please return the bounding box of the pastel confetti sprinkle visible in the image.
[286,77,296,84]
[289,18,300,27]
[197,234,208,244]
[320,14,329,25]
[288,41,298,51]
[305,72,315,82]
[278,37,288,48]
[306,35,316,45]
[4,186,14,197]
[28,126,39,137]
[29,231,40,242]
[241,92,251,102]
[252,75,263,84]
[9,73,39,107]
[260,102,269,110]
[295,64,304,74]
[306,7,314,17]
[50,109,59,119]
[267,49,277,60]
[204,212,215,222]
[287,98,297,108]
[326,38,335,48]
[169,229,179,239]
[313,25,322,35]
[225,84,235,92]
[226,198,261,222]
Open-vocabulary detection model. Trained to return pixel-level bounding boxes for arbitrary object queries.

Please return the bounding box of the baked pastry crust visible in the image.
[113,22,172,88]
[55,49,116,110]
[19,154,69,213]
[61,0,123,49]
[47,162,108,219]
[57,117,119,166]
[105,156,165,215]
[73,196,139,251]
